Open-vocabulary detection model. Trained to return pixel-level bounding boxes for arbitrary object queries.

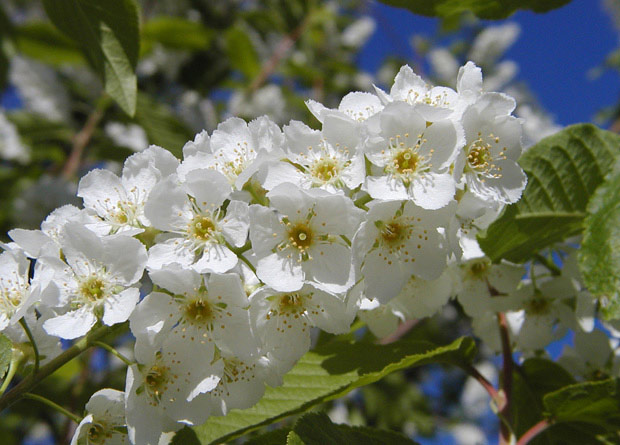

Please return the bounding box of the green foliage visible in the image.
[190,337,476,444]
[15,22,83,67]
[134,93,194,158]
[0,334,12,380]
[225,26,261,80]
[511,358,575,440]
[543,378,620,435]
[478,124,620,263]
[579,161,620,320]
[42,0,140,116]
[290,412,417,445]
[141,17,215,53]
[376,0,572,20]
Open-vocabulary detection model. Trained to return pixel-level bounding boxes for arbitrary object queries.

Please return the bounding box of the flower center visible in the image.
[278,293,304,312]
[184,298,214,323]
[393,148,419,175]
[524,291,551,316]
[288,222,314,251]
[310,157,340,183]
[80,277,107,301]
[144,363,170,403]
[467,259,491,279]
[190,215,216,241]
[87,423,107,444]
[378,220,410,247]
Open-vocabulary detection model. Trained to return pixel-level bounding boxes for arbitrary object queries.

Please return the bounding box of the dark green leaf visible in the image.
[291,412,417,445]
[134,93,194,158]
[376,0,571,20]
[225,27,261,80]
[543,378,620,432]
[15,22,83,66]
[142,17,214,52]
[191,337,476,444]
[512,358,575,439]
[579,160,620,320]
[478,124,620,263]
[0,334,12,379]
[245,428,291,445]
[170,426,201,445]
[42,0,140,116]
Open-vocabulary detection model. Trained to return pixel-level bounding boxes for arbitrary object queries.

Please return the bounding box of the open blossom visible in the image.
[249,282,354,367]
[71,389,129,445]
[353,199,453,303]
[78,146,179,235]
[144,170,248,274]
[130,265,255,360]
[178,116,284,190]
[364,101,463,209]
[261,118,366,192]
[38,223,147,339]
[249,182,363,292]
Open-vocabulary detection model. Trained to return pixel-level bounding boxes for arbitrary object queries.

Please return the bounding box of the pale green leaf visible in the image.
[376,0,571,20]
[579,161,620,320]
[0,334,12,379]
[225,27,261,80]
[191,337,476,444]
[42,0,139,116]
[478,124,620,263]
[142,17,214,53]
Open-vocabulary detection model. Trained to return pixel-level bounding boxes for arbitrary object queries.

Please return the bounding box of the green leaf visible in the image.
[245,428,291,445]
[376,0,572,20]
[42,0,140,116]
[478,124,620,263]
[291,412,418,445]
[225,26,261,80]
[15,22,84,66]
[191,336,476,444]
[170,427,201,445]
[142,17,214,52]
[134,93,194,158]
[0,334,12,379]
[511,358,575,440]
[543,378,620,432]
[579,160,620,320]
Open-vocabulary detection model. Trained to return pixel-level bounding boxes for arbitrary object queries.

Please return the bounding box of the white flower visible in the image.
[125,336,223,444]
[249,282,353,366]
[144,170,248,274]
[0,247,40,331]
[262,119,366,192]
[364,101,462,209]
[78,146,178,235]
[352,200,452,303]
[467,23,520,67]
[456,95,526,204]
[40,223,147,339]
[306,91,383,124]
[454,256,524,317]
[71,389,128,445]
[249,183,363,292]
[178,116,284,190]
[558,330,619,379]
[131,266,255,360]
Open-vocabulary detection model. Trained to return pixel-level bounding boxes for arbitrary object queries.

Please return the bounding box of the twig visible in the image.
[61,97,110,179]
[463,363,500,402]
[379,319,417,344]
[247,14,312,93]
[19,318,39,374]
[498,312,514,444]
[516,419,551,445]
[23,393,81,424]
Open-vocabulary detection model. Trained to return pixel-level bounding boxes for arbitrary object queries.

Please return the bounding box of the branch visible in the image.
[61,96,110,179]
[0,323,125,412]
[498,312,514,444]
[516,419,551,445]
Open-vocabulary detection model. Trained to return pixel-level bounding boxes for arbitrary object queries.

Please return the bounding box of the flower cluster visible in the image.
[1,62,605,444]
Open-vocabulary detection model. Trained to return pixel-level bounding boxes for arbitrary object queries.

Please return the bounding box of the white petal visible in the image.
[43,307,97,339]
[103,288,140,326]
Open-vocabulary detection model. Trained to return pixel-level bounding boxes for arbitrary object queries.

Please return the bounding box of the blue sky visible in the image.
[360,0,620,127]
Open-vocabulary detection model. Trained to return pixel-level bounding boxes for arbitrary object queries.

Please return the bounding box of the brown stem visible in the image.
[498,312,514,444]
[247,14,312,93]
[61,97,110,180]
[379,319,417,344]
[463,363,500,402]
[516,419,551,445]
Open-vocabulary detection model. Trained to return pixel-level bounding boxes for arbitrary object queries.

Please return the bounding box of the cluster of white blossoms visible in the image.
[0,62,609,444]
